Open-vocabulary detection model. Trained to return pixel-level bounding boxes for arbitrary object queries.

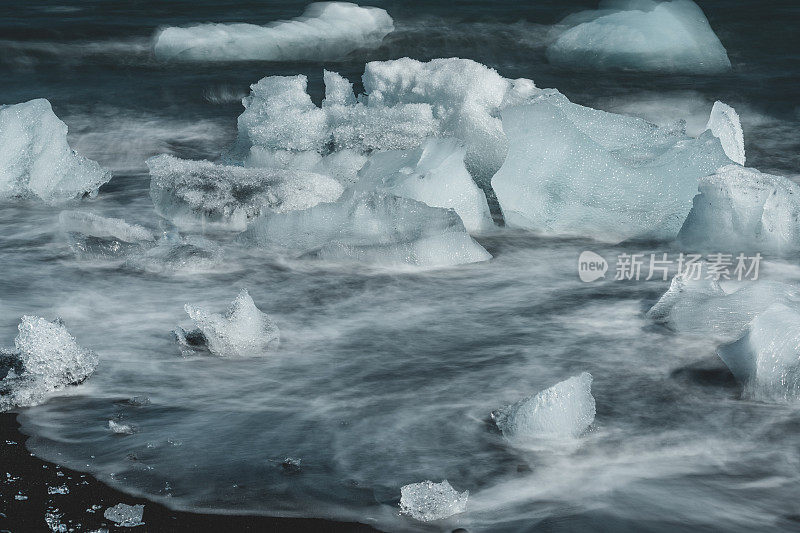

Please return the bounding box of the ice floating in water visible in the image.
[491,373,595,442]
[108,420,134,435]
[60,211,154,260]
[705,102,745,166]
[399,480,468,522]
[0,99,111,204]
[547,0,731,74]
[177,289,280,358]
[491,91,732,242]
[718,304,800,402]
[678,165,800,255]
[147,154,343,231]
[356,138,493,233]
[153,2,393,62]
[126,232,223,274]
[103,503,144,527]
[239,191,491,268]
[0,316,98,411]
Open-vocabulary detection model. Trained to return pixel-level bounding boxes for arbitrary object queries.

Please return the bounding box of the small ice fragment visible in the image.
[103,503,144,527]
[108,420,134,435]
[127,396,151,406]
[47,484,69,495]
[281,457,302,474]
[399,480,468,522]
[15,492,28,500]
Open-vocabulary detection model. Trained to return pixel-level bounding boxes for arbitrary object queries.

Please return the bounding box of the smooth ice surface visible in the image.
[491,92,731,242]
[356,139,493,233]
[0,316,98,411]
[60,211,154,260]
[238,191,491,268]
[718,304,800,402]
[547,0,731,74]
[705,101,745,165]
[177,289,280,358]
[153,2,393,62]
[0,99,111,204]
[399,480,468,522]
[103,503,144,527]
[678,165,800,255]
[148,154,343,231]
[491,372,595,442]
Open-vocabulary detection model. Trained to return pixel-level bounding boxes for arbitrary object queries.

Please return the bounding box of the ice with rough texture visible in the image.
[491,372,595,442]
[60,211,154,260]
[0,316,98,411]
[108,420,134,435]
[705,101,745,165]
[677,165,800,255]
[491,91,732,242]
[103,503,144,527]
[356,139,493,233]
[153,2,393,62]
[0,99,111,204]
[148,154,343,231]
[718,304,800,402]
[239,191,491,268]
[399,480,468,522]
[547,0,731,74]
[177,289,280,358]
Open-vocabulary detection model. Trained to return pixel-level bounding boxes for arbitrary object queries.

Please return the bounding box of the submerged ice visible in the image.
[60,210,154,260]
[399,480,468,522]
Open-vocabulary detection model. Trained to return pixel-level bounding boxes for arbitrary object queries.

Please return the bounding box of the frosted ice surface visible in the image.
[153,2,393,61]
[0,99,111,204]
[147,154,343,231]
[399,480,468,522]
[677,165,800,255]
[108,420,134,435]
[178,289,280,358]
[356,138,493,233]
[60,211,154,260]
[547,0,731,74]
[491,373,595,442]
[705,101,745,165]
[103,503,144,527]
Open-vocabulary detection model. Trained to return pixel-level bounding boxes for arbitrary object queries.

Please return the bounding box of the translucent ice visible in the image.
[491,372,595,442]
[0,99,111,204]
[177,289,280,358]
[148,154,343,231]
[238,191,491,268]
[677,165,800,255]
[705,102,745,166]
[491,92,731,242]
[153,2,393,62]
[399,480,468,522]
[103,503,144,527]
[356,139,493,233]
[60,211,154,260]
[126,232,224,274]
[547,0,731,74]
[108,420,134,435]
[0,316,98,411]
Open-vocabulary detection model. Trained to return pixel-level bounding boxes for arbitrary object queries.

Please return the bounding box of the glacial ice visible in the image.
[399,480,468,522]
[103,503,144,527]
[238,191,492,268]
[491,372,595,442]
[491,91,732,242]
[705,102,745,166]
[60,211,154,260]
[153,2,394,62]
[717,303,800,402]
[0,316,98,411]
[177,289,280,358]
[108,420,134,435]
[125,232,224,274]
[547,0,732,74]
[0,99,111,204]
[356,139,493,233]
[147,154,343,231]
[677,165,800,255]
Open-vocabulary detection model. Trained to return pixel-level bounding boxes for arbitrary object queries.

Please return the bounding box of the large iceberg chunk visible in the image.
[547,0,731,74]
[677,165,800,255]
[153,2,394,62]
[491,92,731,242]
[176,289,280,358]
[356,139,493,233]
[399,480,468,522]
[147,154,343,230]
[491,372,595,442]
[60,211,155,260]
[238,191,491,268]
[0,99,111,204]
[1,316,98,411]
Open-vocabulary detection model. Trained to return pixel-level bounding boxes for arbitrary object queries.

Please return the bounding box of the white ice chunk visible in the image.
[491,373,595,442]
[108,420,134,435]
[147,154,343,231]
[153,2,394,62]
[705,101,745,165]
[0,99,111,204]
[178,289,280,358]
[239,191,491,268]
[103,503,144,527]
[399,480,468,522]
[547,0,731,74]
[356,139,493,233]
[60,211,154,260]
[677,165,800,255]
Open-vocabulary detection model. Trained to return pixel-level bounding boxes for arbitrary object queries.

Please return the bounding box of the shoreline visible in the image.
[1,412,380,532]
